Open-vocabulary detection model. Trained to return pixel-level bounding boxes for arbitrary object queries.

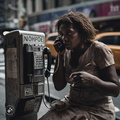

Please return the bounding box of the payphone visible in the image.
[4,30,51,120]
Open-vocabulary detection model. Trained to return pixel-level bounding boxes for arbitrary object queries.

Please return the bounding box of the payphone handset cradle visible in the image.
[43,47,52,78]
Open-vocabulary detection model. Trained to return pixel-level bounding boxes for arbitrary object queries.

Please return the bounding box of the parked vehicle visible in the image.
[45,32,58,63]
[93,32,120,69]
[45,32,120,69]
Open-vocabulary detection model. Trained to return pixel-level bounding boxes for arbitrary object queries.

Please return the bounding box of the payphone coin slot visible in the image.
[20,84,33,98]
[21,83,44,98]
[24,86,33,97]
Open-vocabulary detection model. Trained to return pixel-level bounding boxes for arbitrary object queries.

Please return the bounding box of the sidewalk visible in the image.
[38,100,50,119]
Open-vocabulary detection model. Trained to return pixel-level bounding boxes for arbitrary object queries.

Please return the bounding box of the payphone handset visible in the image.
[4,30,52,120]
[43,47,52,78]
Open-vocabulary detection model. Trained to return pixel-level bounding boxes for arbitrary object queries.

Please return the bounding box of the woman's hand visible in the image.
[69,71,97,87]
[50,100,69,111]
[54,36,65,54]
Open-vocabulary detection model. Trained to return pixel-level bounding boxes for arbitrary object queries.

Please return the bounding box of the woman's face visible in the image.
[58,23,81,50]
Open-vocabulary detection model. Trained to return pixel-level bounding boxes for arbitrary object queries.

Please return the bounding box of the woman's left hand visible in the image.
[69,71,97,87]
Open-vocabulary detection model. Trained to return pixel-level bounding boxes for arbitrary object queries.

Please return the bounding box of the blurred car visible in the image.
[46,32,120,69]
[93,32,120,69]
[45,32,58,63]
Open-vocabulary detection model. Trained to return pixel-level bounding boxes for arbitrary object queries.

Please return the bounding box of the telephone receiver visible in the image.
[43,47,52,78]
[54,36,65,52]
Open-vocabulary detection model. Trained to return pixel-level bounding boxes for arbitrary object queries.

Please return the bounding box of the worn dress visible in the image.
[39,41,116,120]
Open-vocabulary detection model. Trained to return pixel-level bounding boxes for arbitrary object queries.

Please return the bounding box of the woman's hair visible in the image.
[55,11,98,42]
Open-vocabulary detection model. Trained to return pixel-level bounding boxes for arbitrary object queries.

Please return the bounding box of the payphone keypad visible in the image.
[34,52,43,69]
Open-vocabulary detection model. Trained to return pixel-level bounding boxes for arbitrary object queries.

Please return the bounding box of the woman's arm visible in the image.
[70,65,120,97]
[52,53,67,91]
[94,65,120,97]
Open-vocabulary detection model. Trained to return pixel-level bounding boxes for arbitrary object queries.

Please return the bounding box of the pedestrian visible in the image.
[39,11,120,120]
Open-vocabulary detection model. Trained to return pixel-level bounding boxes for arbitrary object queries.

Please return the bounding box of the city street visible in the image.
[0,48,120,120]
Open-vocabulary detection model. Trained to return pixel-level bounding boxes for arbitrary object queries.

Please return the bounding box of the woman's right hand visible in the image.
[54,36,65,54]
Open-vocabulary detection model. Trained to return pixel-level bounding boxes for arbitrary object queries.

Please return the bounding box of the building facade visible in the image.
[1,0,120,34]
[22,0,120,34]
[0,0,95,32]
[20,0,96,33]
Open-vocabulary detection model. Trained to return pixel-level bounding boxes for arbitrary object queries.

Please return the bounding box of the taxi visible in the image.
[45,32,58,63]
[45,32,120,69]
[93,32,120,69]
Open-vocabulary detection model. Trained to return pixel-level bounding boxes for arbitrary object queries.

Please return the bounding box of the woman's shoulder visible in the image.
[90,41,114,60]
[92,41,111,51]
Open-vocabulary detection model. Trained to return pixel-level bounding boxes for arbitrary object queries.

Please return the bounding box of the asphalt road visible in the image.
[0,48,120,120]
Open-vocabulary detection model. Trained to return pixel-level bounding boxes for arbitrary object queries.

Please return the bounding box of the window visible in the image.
[98,36,120,45]
[32,0,36,12]
[42,0,47,10]
[116,36,120,45]
[71,0,81,4]
[55,0,63,8]
[48,36,57,41]
[23,0,27,9]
